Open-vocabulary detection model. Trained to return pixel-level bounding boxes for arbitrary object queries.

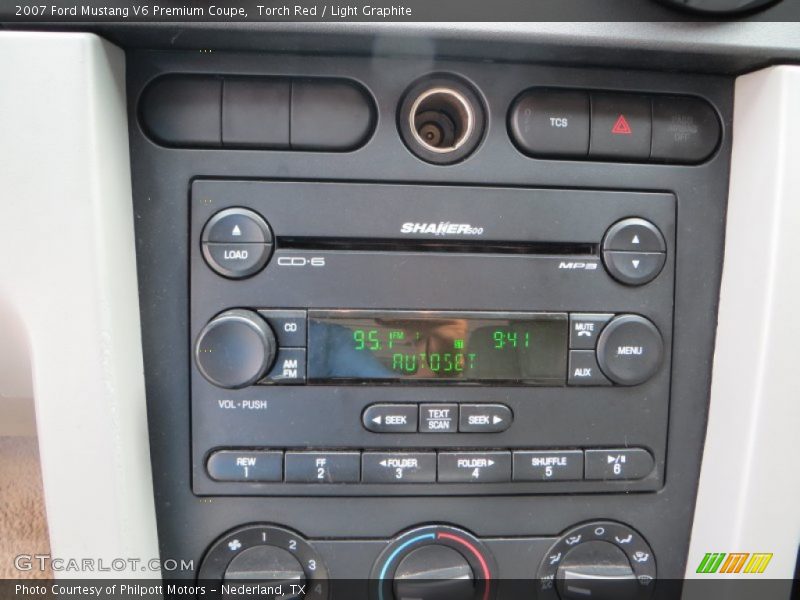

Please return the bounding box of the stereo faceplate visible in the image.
[190,181,675,496]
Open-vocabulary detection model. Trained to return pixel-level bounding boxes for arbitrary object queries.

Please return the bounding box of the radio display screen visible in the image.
[307,311,568,384]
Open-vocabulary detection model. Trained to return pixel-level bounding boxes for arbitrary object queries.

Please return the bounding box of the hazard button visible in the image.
[589,94,651,160]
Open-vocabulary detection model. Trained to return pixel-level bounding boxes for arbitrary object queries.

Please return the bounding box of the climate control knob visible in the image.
[371,525,495,600]
[198,524,328,600]
[195,309,277,388]
[556,541,637,600]
[394,545,474,600]
[537,521,655,600]
[225,545,306,598]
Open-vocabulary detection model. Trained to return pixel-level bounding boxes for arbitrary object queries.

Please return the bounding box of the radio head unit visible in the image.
[189,180,675,496]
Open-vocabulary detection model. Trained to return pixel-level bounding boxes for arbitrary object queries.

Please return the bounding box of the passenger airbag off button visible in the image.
[651,95,720,164]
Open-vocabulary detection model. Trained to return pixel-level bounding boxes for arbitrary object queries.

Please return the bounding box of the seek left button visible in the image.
[206,449,283,482]
[363,404,418,433]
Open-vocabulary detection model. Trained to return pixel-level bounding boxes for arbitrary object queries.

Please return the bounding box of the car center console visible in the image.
[129,48,731,598]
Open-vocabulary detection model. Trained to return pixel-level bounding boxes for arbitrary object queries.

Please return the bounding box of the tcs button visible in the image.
[509,90,590,157]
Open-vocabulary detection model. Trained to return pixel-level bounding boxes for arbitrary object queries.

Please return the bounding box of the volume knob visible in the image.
[195,309,276,388]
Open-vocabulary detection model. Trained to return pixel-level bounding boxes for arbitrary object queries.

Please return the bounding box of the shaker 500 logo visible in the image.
[401,222,484,236]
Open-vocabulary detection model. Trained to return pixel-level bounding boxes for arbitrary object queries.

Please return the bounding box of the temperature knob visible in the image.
[371,525,495,600]
[394,545,474,600]
[195,309,276,388]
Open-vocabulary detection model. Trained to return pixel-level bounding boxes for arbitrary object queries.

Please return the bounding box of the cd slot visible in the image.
[278,236,597,256]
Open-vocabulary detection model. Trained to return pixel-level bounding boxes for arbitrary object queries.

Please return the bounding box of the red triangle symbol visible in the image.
[611,114,632,135]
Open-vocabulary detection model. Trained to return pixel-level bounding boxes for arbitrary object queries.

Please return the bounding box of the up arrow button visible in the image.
[603,218,665,253]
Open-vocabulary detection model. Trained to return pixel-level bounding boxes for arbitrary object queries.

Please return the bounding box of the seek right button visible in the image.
[585,448,654,480]
[459,404,512,433]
